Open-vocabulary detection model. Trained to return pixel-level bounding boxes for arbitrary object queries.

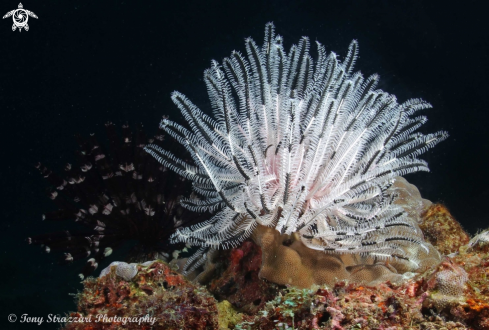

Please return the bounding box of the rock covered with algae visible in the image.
[63,260,221,330]
[61,183,489,330]
[228,234,489,329]
[63,229,489,330]
[226,220,489,329]
[420,203,471,255]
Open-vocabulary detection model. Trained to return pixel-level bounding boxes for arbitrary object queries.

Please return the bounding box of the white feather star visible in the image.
[145,23,447,272]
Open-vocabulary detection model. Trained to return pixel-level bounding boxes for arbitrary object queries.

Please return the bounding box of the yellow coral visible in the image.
[217,300,245,330]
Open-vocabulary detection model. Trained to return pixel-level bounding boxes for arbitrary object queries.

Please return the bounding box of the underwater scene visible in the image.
[2,1,489,329]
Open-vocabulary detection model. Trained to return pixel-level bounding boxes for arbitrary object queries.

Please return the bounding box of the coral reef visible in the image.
[64,229,489,329]
[422,258,469,312]
[420,204,471,255]
[63,260,220,330]
[206,241,282,314]
[230,229,489,330]
[217,300,251,330]
[172,240,284,314]
[427,230,489,329]
[232,279,470,329]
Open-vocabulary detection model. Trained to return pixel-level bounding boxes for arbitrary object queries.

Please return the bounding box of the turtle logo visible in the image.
[3,3,37,32]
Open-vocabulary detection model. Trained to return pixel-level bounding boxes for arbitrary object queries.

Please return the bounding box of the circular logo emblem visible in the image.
[13,9,28,28]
